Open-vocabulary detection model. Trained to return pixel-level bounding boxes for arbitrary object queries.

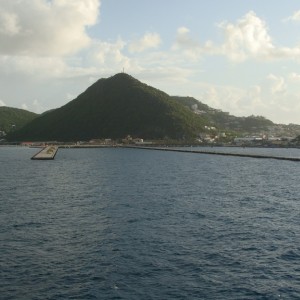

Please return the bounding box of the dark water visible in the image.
[1,146,300,299]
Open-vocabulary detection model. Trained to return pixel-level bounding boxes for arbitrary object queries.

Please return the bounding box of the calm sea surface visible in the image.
[1,146,300,299]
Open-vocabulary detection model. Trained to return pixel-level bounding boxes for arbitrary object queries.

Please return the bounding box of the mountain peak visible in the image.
[111,72,132,78]
[8,73,205,141]
[107,72,140,84]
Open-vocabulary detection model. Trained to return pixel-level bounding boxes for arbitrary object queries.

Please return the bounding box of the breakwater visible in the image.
[31,146,58,160]
[124,146,300,162]
[28,144,300,162]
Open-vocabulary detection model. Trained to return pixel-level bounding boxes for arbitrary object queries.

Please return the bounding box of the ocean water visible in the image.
[1,146,300,299]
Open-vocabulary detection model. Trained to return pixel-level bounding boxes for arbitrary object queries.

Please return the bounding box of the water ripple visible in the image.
[1,147,300,299]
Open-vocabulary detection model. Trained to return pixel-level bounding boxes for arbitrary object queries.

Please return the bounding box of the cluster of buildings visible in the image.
[231,124,300,147]
[233,135,295,146]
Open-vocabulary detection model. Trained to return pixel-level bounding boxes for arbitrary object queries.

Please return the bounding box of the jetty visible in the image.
[124,146,300,162]
[31,146,58,160]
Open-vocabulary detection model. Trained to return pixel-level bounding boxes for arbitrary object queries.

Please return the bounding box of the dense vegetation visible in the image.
[8,74,206,141]
[172,96,273,133]
[5,74,280,142]
[0,107,38,133]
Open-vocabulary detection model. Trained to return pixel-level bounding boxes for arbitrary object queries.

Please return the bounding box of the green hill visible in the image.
[172,96,273,133]
[0,107,38,133]
[8,73,206,141]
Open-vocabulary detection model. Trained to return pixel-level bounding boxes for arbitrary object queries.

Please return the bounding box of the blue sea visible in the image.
[1,146,300,299]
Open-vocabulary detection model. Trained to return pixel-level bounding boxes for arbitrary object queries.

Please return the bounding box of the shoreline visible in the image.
[1,143,300,149]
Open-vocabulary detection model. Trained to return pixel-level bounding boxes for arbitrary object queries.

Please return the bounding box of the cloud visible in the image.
[201,74,300,124]
[289,72,300,82]
[0,0,103,80]
[19,99,48,113]
[218,11,300,61]
[0,9,21,36]
[0,55,66,76]
[174,27,199,49]
[0,0,100,56]
[30,99,47,113]
[284,10,300,22]
[21,100,47,114]
[89,38,134,74]
[172,12,277,62]
[137,66,194,93]
[128,33,161,53]
[0,54,102,79]
[172,27,204,60]
[218,11,275,62]
[21,103,28,110]
[0,99,6,106]
[173,11,300,63]
[267,74,287,94]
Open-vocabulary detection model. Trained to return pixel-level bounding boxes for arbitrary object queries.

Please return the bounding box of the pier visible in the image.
[124,146,300,162]
[31,146,58,160]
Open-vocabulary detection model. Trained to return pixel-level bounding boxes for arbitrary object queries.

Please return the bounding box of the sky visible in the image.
[1,0,300,124]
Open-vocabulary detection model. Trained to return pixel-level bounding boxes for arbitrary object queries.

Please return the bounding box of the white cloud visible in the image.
[218,11,275,62]
[0,55,67,76]
[0,9,21,36]
[32,99,45,113]
[92,38,132,72]
[218,11,300,61]
[172,12,277,62]
[173,11,300,63]
[170,72,299,124]
[200,84,263,120]
[248,85,263,107]
[0,54,101,79]
[267,74,287,94]
[0,0,103,80]
[0,0,100,56]
[18,100,45,113]
[129,33,161,53]
[137,66,194,92]
[21,103,28,110]
[0,99,6,106]
[289,72,300,82]
[172,27,204,60]
[284,10,300,22]
[174,27,199,49]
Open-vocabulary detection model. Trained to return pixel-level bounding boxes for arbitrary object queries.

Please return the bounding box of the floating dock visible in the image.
[124,146,300,162]
[31,146,58,160]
